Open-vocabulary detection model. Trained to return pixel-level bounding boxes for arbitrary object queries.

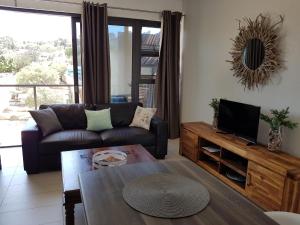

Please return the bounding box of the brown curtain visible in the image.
[83,2,111,104]
[156,11,182,139]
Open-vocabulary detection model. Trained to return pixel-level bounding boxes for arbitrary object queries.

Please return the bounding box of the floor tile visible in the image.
[10,171,61,186]
[14,166,27,175]
[165,138,184,161]
[0,190,62,212]
[0,175,13,190]
[6,182,61,198]
[0,148,22,167]
[40,221,64,225]
[0,204,62,225]
[0,167,17,177]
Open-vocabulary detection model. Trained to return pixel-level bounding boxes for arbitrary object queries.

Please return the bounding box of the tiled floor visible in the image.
[0,139,182,225]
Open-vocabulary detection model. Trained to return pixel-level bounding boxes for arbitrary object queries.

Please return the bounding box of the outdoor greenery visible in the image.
[24,87,65,108]
[13,50,39,72]
[209,98,220,116]
[0,35,74,108]
[0,36,16,50]
[0,56,14,73]
[260,107,298,131]
[16,63,64,85]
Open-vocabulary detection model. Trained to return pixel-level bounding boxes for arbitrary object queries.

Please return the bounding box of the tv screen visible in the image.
[217,99,261,144]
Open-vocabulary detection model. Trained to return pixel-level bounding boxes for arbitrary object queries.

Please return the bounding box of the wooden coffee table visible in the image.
[61,144,155,225]
[79,160,278,225]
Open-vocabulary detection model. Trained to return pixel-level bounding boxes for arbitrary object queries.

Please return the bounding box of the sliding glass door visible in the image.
[108,18,161,107]
[0,9,81,147]
[109,25,133,103]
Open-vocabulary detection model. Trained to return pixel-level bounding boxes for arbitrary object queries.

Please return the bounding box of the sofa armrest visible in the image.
[150,116,168,158]
[21,119,42,174]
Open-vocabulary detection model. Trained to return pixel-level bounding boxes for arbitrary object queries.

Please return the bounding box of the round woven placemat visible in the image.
[122,173,210,218]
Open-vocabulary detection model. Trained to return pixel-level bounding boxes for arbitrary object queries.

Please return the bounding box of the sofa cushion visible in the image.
[39,130,102,155]
[95,102,142,127]
[40,104,87,130]
[85,109,113,131]
[29,108,63,137]
[130,106,157,130]
[99,127,155,147]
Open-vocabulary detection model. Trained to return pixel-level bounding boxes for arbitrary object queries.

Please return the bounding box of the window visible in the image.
[109,25,133,102]
[0,9,81,147]
[108,18,161,107]
[140,27,160,107]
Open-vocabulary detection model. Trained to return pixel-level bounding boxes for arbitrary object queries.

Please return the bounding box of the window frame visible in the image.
[108,17,161,103]
[71,16,82,103]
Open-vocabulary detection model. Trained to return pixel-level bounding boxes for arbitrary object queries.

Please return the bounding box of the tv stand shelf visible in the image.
[180,122,300,212]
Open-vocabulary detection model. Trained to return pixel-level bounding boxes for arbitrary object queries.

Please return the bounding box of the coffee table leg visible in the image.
[65,203,75,225]
[65,204,75,225]
[64,191,82,225]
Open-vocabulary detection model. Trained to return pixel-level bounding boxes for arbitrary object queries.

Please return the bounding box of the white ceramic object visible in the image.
[265,211,300,225]
[92,150,127,168]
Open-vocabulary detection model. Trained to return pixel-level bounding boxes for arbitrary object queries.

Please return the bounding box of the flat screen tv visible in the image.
[217,99,261,144]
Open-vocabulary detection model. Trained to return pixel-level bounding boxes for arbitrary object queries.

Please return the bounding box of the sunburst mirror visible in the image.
[228,14,284,90]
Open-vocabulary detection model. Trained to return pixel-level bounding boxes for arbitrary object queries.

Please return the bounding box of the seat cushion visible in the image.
[39,130,102,155]
[100,127,155,147]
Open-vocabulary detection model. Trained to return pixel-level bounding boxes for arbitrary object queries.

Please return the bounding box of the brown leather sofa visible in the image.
[21,102,168,174]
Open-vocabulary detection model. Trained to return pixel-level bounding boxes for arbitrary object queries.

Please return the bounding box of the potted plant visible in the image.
[209,98,220,129]
[260,107,298,151]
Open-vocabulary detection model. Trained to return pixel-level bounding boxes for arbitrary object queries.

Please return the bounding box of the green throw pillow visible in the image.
[85,108,113,131]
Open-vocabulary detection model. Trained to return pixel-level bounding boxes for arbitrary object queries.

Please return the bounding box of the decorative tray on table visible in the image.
[92,150,127,168]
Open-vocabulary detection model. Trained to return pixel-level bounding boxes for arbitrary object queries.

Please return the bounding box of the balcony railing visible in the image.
[0,84,81,147]
[0,84,81,110]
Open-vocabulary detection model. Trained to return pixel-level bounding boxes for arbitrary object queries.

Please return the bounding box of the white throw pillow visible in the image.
[130,106,157,130]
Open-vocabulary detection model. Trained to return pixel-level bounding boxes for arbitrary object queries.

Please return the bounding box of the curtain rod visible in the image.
[25,0,185,16]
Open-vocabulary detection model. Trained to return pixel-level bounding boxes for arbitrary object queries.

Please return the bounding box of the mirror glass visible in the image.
[243,38,265,70]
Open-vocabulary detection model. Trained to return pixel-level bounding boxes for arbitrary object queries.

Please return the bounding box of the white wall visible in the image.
[182,0,300,156]
[0,0,183,20]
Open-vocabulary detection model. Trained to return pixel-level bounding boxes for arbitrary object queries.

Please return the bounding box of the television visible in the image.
[217,99,261,144]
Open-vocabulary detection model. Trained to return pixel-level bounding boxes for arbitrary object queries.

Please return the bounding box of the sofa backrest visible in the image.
[39,102,141,130]
[39,104,87,130]
[95,102,142,127]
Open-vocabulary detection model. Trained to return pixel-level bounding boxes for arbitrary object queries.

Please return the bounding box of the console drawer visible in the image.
[180,128,198,162]
[181,144,197,161]
[181,128,198,148]
[246,161,285,210]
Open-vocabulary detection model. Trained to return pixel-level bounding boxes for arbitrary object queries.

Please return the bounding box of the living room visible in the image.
[1,0,300,225]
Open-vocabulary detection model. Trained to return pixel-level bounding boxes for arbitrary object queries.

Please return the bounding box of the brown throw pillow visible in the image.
[29,108,63,137]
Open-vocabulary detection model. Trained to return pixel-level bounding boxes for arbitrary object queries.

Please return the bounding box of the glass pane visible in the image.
[0,10,76,146]
[78,85,83,103]
[0,10,74,86]
[141,56,159,76]
[36,86,74,106]
[141,27,160,52]
[0,87,33,146]
[76,22,82,86]
[139,84,155,108]
[109,25,132,102]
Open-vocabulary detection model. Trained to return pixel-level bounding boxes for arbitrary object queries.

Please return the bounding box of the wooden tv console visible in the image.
[180,122,300,212]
